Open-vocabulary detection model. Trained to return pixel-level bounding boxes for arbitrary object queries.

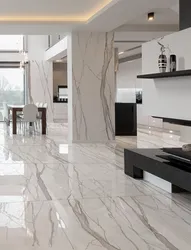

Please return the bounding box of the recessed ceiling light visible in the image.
[148,12,155,21]
[55,59,63,62]
[118,51,124,55]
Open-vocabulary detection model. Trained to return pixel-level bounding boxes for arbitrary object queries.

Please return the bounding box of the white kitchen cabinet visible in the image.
[53,103,68,121]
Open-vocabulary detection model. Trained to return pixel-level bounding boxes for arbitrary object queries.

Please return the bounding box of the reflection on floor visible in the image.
[0,123,190,249]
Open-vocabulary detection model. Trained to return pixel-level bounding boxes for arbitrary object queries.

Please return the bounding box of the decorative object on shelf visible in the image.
[158,39,167,73]
[170,54,177,72]
[182,144,191,152]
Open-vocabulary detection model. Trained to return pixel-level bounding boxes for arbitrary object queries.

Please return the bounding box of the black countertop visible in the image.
[152,116,191,127]
[53,100,68,103]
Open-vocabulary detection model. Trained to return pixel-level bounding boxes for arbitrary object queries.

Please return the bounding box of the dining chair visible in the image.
[3,103,22,129]
[21,104,38,134]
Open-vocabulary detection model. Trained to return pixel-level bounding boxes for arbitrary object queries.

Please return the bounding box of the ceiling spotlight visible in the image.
[118,51,124,55]
[148,12,154,21]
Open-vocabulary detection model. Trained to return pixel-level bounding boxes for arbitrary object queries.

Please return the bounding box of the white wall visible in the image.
[116,59,164,128]
[142,27,191,121]
[117,59,142,89]
[116,59,141,103]
[117,60,139,105]
[117,59,149,126]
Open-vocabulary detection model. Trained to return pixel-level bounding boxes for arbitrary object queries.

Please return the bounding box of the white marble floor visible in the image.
[0,123,191,249]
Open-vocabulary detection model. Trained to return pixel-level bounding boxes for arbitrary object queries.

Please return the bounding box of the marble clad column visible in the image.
[67,32,115,143]
[27,35,53,122]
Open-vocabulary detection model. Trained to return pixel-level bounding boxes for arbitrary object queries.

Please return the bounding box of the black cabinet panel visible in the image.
[124,148,191,193]
[180,0,191,30]
[115,103,137,136]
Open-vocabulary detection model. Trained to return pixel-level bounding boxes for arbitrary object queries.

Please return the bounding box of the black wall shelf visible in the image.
[137,69,191,79]
[152,116,191,127]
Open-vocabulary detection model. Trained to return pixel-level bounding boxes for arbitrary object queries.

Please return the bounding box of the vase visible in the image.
[158,53,167,73]
[170,54,176,72]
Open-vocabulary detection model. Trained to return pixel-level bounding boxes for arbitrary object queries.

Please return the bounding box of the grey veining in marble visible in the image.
[100,32,115,140]
[27,35,53,122]
[68,32,115,142]
[0,123,190,249]
[29,60,53,121]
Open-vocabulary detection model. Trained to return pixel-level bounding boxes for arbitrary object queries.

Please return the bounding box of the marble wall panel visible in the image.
[68,32,115,142]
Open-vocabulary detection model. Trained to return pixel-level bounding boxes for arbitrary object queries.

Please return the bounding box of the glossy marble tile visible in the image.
[0,196,191,249]
[116,127,185,149]
[0,123,190,249]
[0,163,47,202]
[1,143,123,168]
[30,163,170,200]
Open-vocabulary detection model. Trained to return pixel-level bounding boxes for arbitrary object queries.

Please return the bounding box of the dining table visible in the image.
[8,105,47,135]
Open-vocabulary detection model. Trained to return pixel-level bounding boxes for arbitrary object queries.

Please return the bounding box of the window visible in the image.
[0,35,23,51]
[0,35,26,121]
[0,68,24,121]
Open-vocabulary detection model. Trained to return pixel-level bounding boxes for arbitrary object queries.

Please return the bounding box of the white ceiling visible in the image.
[116,42,142,58]
[0,0,111,17]
[0,0,179,34]
[115,30,177,58]
[115,1,179,59]
[0,0,180,62]
[116,42,142,53]
[5,0,177,60]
